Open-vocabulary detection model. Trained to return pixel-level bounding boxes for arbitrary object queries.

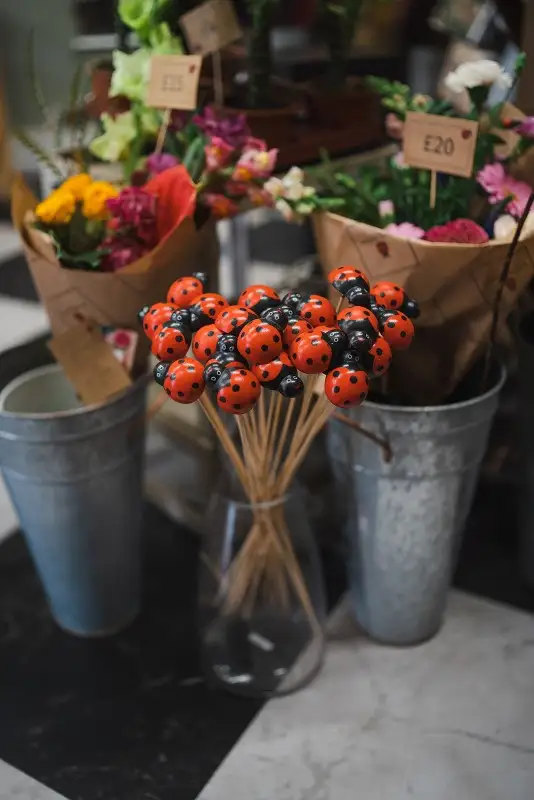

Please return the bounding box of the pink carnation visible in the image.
[477,163,532,217]
[100,238,148,271]
[424,219,489,244]
[384,222,424,239]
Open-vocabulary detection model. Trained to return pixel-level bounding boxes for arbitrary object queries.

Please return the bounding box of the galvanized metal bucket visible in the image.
[327,368,505,645]
[0,364,146,636]
[517,312,534,586]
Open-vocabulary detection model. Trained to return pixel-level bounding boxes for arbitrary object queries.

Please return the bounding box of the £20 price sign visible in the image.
[403,113,479,179]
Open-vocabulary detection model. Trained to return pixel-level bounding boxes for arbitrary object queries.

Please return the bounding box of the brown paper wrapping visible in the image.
[11,174,219,344]
[314,211,534,404]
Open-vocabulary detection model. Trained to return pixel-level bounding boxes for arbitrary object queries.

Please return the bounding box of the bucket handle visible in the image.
[331,411,393,463]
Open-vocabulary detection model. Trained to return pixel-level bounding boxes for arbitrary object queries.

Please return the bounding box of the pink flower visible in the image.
[477,163,532,217]
[203,193,240,219]
[205,137,234,171]
[107,187,157,228]
[384,222,425,239]
[232,147,278,181]
[385,113,404,140]
[511,116,534,138]
[100,237,148,271]
[146,153,178,176]
[424,219,489,244]
[243,136,267,152]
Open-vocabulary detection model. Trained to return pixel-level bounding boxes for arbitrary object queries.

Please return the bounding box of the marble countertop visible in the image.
[199,592,534,800]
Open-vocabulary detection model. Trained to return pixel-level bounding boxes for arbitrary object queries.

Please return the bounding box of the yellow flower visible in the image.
[82,181,119,220]
[60,173,93,200]
[35,189,76,225]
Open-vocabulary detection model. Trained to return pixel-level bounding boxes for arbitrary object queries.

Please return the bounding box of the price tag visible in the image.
[147,55,202,110]
[180,0,242,56]
[403,113,479,178]
[48,324,132,407]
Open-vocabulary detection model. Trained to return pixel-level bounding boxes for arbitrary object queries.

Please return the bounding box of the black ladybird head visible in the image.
[203,362,224,390]
[334,274,370,295]
[138,305,150,325]
[189,305,210,332]
[322,328,348,357]
[279,373,304,399]
[281,292,304,312]
[192,271,208,290]
[162,320,192,343]
[345,286,371,308]
[348,329,374,354]
[402,298,420,319]
[216,334,239,354]
[341,349,363,368]
[153,361,171,386]
[261,307,288,331]
[170,307,192,329]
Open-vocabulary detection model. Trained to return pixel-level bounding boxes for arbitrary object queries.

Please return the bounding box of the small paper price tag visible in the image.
[403,113,479,178]
[48,324,132,407]
[147,55,202,110]
[180,0,242,56]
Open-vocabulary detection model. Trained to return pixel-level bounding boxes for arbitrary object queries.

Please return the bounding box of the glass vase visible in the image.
[199,486,326,698]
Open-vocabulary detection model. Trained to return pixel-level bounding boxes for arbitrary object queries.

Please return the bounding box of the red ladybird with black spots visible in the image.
[379,310,415,350]
[215,305,257,335]
[151,321,190,361]
[371,281,405,311]
[298,295,337,327]
[166,274,205,308]
[238,284,281,315]
[338,306,379,340]
[216,367,261,414]
[328,265,369,289]
[290,330,333,374]
[252,352,304,398]
[325,366,369,408]
[192,324,222,364]
[189,293,229,331]
[361,335,392,376]
[161,358,205,403]
[237,320,283,364]
[139,302,177,340]
[283,317,313,348]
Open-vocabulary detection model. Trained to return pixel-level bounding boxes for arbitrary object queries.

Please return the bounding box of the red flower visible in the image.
[424,219,489,244]
[144,164,196,242]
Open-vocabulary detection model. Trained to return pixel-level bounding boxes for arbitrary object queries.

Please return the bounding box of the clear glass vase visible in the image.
[199,486,326,698]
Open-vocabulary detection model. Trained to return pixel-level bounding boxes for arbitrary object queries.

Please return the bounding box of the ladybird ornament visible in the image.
[151,322,191,361]
[361,335,392,376]
[192,324,222,364]
[140,302,177,340]
[260,307,288,331]
[289,330,333,374]
[162,358,205,403]
[298,295,337,327]
[337,307,379,340]
[371,281,405,311]
[216,367,261,414]
[237,320,283,364]
[239,285,281,315]
[379,311,415,350]
[325,366,369,408]
[215,305,257,335]
[252,353,304,398]
[283,317,313,348]
[328,266,371,307]
[167,274,206,308]
[189,293,229,331]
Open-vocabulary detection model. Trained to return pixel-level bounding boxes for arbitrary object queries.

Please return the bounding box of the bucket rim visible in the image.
[359,363,506,415]
[0,363,148,421]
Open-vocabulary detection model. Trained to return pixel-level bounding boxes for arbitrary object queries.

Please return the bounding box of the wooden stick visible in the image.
[212,50,224,107]
[482,190,534,390]
[279,401,332,494]
[331,410,392,462]
[429,170,437,209]
[199,394,249,492]
[271,397,296,479]
[145,392,168,421]
[154,108,171,156]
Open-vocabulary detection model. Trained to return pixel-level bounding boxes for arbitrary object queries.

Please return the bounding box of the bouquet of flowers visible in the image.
[269,56,534,403]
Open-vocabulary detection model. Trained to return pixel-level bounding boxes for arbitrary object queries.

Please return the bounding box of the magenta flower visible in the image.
[424,219,489,244]
[100,237,148,271]
[107,187,156,227]
[146,153,179,176]
[477,163,532,217]
[205,136,234,171]
[513,117,534,138]
[193,106,250,148]
[384,222,424,239]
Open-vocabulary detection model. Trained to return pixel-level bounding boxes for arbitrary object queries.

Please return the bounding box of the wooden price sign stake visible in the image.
[403,112,479,209]
[147,54,203,154]
[180,0,242,106]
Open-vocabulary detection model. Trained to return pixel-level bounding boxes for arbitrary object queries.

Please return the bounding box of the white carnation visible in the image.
[444,59,513,94]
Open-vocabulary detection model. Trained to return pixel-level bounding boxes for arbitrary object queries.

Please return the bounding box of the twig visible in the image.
[154,108,171,156]
[482,190,534,390]
[331,410,392,462]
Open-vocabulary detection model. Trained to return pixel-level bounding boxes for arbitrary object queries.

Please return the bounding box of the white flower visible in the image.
[264,177,285,199]
[265,167,316,204]
[275,199,295,222]
[444,59,512,94]
[282,166,304,187]
[494,213,534,241]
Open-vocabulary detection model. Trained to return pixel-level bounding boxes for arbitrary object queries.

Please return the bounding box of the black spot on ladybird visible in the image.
[251,381,257,388]
[321,355,329,362]
[334,370,341,378]
[333,386,340,394]
[400,331,407,338]
[273,335,280,343]
[207,330,215,337]
[176,336,183,342]
[232,385,240,393]
[261,344,268,352]
[319,316,325,323]
[245,348,251,355]
[305,312,312,319]
[234,404,241,410]
[376,348,383,355]
[166,348,173,354]
[192,382,199,389]
[306,358,313,365]
[387,322,395,328]
[350,375,358,384]
[178,391,184,397]
[220,396,227,403]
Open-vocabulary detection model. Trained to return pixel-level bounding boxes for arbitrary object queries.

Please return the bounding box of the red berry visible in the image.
[141,303,177,341]
[166,276,205,308]
[192,324,222,364]
[380,311,415,350]
[325,367,369,408]
[164,358,205,403]
[289,331,332,374]
[299,295,337,327]
[371,281,405,311]
[216,367,261,414]
[237,320,283,364]
[151,323,190,361]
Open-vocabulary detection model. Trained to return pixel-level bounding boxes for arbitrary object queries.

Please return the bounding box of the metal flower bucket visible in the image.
[0,364,146,636]
[327,368,505,646]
